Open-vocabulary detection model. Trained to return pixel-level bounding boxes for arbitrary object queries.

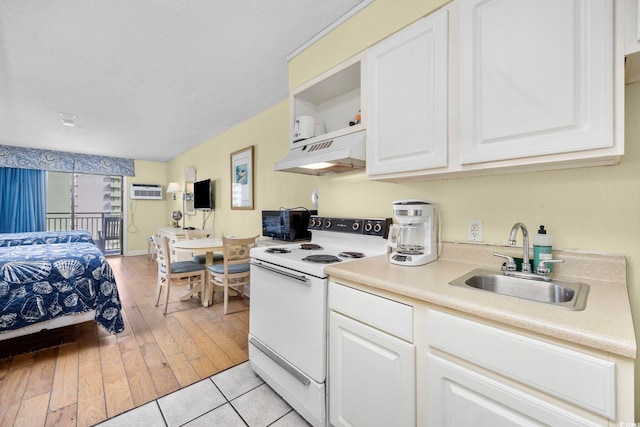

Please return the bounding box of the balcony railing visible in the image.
[46,212,123,255]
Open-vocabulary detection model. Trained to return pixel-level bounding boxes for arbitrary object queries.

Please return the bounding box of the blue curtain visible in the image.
[0,167,46,233]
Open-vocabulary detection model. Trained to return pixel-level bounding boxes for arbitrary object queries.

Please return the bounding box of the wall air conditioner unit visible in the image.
[130,183,163,200]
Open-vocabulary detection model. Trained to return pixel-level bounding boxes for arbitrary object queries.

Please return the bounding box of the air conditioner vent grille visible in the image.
[130,183,163,200]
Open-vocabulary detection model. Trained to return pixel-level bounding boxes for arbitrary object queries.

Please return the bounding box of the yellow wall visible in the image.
[165,101,318,238]
[149,0,639,414]
[125,105,317,251]
[125,160,168,253]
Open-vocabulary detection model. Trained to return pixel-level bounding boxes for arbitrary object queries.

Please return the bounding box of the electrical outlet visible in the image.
[468,219,483,242]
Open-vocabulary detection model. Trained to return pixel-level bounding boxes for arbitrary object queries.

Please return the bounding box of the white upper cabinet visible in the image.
[365,0,622,182]
[459,0,615,164]
[625,0,640,54]
[365,9,449,177]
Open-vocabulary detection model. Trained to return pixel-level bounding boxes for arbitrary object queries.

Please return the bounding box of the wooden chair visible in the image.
[186,229,223,265]
[152,235,206,315]
[206,236,258,314]
[98,216,122,254]
[147,236,156,262]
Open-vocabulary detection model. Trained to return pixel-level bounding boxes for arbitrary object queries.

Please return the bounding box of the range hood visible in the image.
[274,130,365,176]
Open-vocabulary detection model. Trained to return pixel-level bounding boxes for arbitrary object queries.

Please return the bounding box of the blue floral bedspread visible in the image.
[0,242,124,335]
[0,230,95,247]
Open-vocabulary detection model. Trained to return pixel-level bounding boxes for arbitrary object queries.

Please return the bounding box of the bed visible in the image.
[0,230,95,247]
[0,241,124,341]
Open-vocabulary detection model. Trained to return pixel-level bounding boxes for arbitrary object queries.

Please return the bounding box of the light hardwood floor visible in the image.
[0,254,250,427]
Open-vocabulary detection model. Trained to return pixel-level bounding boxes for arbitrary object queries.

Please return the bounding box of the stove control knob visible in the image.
[325,220,332,228]
[352,222,360,231]
[374,223,382,233]
[364,222,373,232]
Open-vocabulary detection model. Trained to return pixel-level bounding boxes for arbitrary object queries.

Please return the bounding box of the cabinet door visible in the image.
[427,354,606,427]
[329,311,415,427]
[625,0,640,54]
[365,9,448,176]
[459,0,614,164]
[427,309,616,418]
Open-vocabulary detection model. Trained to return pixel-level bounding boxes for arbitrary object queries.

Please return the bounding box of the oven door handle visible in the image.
[249,336,311,386]
[251,262,309,284]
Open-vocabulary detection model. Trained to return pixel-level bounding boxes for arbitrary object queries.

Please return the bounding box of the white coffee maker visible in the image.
[388,199,438,266]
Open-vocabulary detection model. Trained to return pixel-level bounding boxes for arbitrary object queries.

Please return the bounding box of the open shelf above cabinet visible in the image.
[290,56,362,147]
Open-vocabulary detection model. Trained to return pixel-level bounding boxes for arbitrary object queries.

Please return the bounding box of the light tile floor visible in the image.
[96,361,311,427]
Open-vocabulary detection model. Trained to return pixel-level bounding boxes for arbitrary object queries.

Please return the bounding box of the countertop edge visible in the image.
[325,247,637,359]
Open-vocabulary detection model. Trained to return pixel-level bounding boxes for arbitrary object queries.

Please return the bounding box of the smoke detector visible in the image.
[58,112,78,127]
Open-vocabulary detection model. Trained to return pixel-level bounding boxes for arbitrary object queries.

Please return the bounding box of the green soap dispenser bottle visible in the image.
[533,225,553,272]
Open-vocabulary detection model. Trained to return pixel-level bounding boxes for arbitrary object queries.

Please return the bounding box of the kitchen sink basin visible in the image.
[449,268,589,310]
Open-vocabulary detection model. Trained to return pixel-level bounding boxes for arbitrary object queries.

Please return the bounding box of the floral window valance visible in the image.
[0,145,135,176]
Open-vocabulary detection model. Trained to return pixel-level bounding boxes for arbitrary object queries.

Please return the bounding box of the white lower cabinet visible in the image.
[425,309,625,426]
[427,354,605,426]
[329,282,415,427]
[327,280,634,426]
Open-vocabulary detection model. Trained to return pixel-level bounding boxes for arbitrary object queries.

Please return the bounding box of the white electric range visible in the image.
[249,216,391,427]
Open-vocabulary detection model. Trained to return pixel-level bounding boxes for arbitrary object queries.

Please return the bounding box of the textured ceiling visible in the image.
[0,1,365,162]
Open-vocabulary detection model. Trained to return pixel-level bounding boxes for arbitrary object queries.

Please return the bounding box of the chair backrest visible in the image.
[102,216,122,241]
[186,229,215,239]
[222,236,258,275]
[151,235,171,275]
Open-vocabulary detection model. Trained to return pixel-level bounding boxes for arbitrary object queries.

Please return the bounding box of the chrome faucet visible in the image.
[494,222,565,281]
[508,222,531,272]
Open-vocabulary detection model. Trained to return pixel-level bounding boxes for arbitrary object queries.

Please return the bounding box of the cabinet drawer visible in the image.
[330,282,413,342]
[427,309,615,418]
[427,353,606,427]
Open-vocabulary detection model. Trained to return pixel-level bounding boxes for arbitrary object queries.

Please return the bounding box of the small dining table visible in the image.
[173,237,223,265]
[172,237,223,306]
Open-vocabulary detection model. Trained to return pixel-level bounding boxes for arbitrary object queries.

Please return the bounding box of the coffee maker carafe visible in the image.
[388,199,438,266]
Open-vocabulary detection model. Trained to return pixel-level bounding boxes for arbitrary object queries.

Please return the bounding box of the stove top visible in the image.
[300,243,323,250]
[302,254,342,264]
[251,216,392,277]
[265,247,292,254]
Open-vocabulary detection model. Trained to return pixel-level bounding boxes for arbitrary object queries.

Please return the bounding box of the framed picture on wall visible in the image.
[230,145,254,210]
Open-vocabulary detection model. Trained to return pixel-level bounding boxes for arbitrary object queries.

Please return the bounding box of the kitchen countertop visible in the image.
[325,242,637,359]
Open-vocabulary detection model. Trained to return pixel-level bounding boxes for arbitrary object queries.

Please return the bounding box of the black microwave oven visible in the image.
[262,210,312,241]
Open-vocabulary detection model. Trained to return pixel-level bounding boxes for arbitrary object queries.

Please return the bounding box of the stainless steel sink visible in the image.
[449,268,589,310]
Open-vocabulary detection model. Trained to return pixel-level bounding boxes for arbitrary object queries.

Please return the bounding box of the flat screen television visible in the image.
[193,179,214,210]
